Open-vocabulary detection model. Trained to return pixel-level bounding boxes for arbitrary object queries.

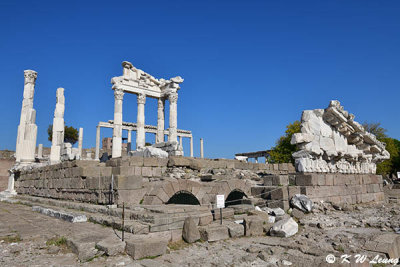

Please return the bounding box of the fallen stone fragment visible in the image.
[290,194,313,213]
[244,216,264,236]
[67,235,103,262]
[226,222,244,238]
[291,208,306,220]
[199,225,229,242]
[125,234,168,260]
[271,208,285,216]
[270,217,298,237]
[96,236,125,256]
[182,217,200,243]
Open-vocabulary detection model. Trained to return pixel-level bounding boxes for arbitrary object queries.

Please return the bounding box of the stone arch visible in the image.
[166,190,200,205]
[225,189,247,207]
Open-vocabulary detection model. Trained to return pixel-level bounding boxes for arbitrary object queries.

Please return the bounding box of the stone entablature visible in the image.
[110,61,184,158]
[291,101,390,174]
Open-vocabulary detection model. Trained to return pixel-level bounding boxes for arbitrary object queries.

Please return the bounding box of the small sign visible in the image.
[397,172,400,179]
[216,194,225,209]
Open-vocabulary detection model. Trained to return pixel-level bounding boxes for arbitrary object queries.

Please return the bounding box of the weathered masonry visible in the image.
[14,156,384,208]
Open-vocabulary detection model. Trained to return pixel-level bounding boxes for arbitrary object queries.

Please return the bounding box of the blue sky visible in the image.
[0,0,399,159]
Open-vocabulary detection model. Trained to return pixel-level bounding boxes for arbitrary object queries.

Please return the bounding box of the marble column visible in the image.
[168,92,178,143]
[50,88,65,163]
[255,157,258,163]
[16,70,38,163]
[179,136,183,148]
[127,130,132,144]
[112,89,124,158]
[136,93,146,149]
[200,138,204,158]
[95,126,101,160]
[156,98,165,143]
[37,144,43,158]
[78,127,83,159]
[190,136,193,157]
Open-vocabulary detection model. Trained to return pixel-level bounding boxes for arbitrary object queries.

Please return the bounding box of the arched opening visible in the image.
[225,189,247,207]
[166,190,200,205]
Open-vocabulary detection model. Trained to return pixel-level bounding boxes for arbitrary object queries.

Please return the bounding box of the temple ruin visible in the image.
[0,63,396,262]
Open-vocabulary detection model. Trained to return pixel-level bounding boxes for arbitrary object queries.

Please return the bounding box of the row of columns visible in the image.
[95,125,196,159]
[111,89,179,158]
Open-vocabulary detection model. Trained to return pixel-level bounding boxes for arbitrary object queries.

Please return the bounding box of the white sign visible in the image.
[216,195,225,209]
[397,172,400,179]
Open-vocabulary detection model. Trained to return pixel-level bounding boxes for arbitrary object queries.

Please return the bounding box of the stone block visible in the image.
[270,187,288,200]
[152,167,162,177]
[213,208,234,220]
[96,236,125,256]
[168,156,191,167]
[226,222,244,238]
[263,176,273,186]
[141,167,152,177]
[244,216,264,236]
[199,225,229,242]
[67,235,103,262]
[143,157,159,167]
[199,213,213,226]
[295,174,317,186]
[125,234,168,260]
[128,157,144,167]
[272,175,289,186]
[116,175,142,190]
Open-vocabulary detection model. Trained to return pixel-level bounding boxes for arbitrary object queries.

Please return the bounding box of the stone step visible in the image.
[32,206,87,223]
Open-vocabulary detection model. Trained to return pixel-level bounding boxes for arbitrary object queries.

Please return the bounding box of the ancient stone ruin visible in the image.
[1,63,398,263]
[291,100,390,174]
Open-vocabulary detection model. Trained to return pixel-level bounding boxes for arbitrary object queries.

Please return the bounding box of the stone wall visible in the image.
[257,173,384,210]
[14,156,293,205]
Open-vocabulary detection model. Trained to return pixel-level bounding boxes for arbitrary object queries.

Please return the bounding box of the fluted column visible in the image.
[156,98,165,143]
[127,130,132,144]
[168,92,178,143]
[95,126,101,160]
[112,89,124,158]
[136,93,146,149]
[16,70,38,163]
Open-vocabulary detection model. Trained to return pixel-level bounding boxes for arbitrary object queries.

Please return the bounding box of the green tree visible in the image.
[363,122,400,176]
[268,121,301,163]
[362,122,388,140]
[47,124,79,145]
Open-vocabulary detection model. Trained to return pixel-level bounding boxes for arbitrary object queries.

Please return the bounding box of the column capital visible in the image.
[114,88,124,100]
[24,70,37,84]
[168,92,178,103]
[137,93,146,104]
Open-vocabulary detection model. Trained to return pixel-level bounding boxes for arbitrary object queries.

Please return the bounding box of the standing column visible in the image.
[190,136,193,157]
[112,89,124,158]
[37,144,43,158]
[136,93,146,149]
[255,157,258,163]
[156,98,165,143]
[127,130,132,144]
[168,92,178,143]
[95,126,101,160]
[200,138,204,158]
[16,70,38,163]
[50,88,65,163]
[179,136,183,148]
[78,127,83,159]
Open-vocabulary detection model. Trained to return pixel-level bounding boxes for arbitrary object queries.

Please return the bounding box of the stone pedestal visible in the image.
[15,70,38,163]
[112,89,124,158]
[136,93,146,149]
